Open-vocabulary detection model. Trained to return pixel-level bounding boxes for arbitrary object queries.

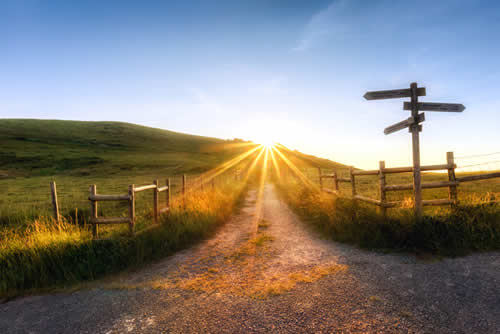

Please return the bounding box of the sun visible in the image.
[253,135,275,149]
[259,139,275,149]
[248,124,278,149]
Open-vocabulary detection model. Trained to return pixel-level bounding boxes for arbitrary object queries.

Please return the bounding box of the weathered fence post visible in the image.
[317,167,323,191]
[128,184,135,235]
[90,184,98,238]
[333,170,339,192]
[410,82,423,218]
[50,181,60,223]
[379,161,387,216]
[182,174,186,195]
[182,174,186,207]
[166,178,171,210]
[153,179,159,224]
[350,166,356,197]
[447,152,458,206]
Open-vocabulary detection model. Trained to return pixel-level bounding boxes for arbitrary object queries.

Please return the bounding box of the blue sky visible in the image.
[2,0,500,169]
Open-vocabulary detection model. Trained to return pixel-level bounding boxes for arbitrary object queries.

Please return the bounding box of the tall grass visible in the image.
[0,181,246,298]
[276,179,500,256]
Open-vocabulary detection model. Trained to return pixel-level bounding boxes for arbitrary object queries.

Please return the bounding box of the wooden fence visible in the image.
[47,172,225,238]
[86,173,222,238]
[318,152,500,213]
[88,177,172,238]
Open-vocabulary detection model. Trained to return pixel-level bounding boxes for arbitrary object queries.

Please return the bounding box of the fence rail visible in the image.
[456,172,500,183]
[88,177,174,238]
[82,173,225,238]
[317,151,500,213]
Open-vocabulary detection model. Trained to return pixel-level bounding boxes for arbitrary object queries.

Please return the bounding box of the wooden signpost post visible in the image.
[364,82,465,218]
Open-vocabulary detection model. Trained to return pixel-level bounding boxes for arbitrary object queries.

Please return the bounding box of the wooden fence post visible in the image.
[379,161,387,216]
[447,152,458,206]
[350,166,356,197]
[318,167,323,190]
[410,82,423,219]
[50,181,60,223]
[90,184,98,238]
[182,174,186,208]
[182,174,186,195]
[333,170,339,192]
[128,184,135,235]
[153,179,159,224]
[166,178,171,210]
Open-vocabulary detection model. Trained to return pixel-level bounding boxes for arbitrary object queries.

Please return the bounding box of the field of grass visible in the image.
[0,119,260,297]
[0,179,247,298]
[276,166,500,255]
[2,118,499,296]
[0,119,256,226]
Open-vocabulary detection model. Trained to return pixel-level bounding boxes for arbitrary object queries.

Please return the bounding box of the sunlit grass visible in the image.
[0,179,247,297]
[3,117,500,299]
[276,176,500,255]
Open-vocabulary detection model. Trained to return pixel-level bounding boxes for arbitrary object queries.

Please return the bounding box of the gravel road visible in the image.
[1,184,499,333]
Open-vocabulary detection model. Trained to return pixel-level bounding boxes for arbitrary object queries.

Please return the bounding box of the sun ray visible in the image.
[201,141,258,153]
[240,145,267,185]
[268,146,281,180]
[272,145,320,192]
[248,145,270,236]
[187,144,262,193]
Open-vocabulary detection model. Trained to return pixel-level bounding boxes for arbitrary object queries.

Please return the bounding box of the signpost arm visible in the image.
[410,82,422,218]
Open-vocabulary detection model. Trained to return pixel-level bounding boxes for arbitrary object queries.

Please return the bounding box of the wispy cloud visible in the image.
[292,0,352,52]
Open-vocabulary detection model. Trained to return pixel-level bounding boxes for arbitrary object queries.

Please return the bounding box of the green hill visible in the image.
[0,119,345,223]
[275,144,348,170]
[0,119,250,178]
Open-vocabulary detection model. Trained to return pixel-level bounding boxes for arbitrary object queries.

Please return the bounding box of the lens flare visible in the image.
[260,140,275,149]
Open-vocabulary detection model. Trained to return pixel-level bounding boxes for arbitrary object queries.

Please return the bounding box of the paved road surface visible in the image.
[1,184,499,333]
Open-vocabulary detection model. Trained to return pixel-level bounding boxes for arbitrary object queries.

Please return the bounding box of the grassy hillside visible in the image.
[0,119,255,225]
[273,144,347,170]
[0,119,258,296]
[0,119,249,178]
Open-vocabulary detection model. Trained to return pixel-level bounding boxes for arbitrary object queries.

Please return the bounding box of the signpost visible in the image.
[364,82,464,218]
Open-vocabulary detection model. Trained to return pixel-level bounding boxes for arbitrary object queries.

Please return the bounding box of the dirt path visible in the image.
[1,184,499,333]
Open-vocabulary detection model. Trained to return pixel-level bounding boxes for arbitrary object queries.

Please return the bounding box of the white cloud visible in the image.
[292,0,352,52]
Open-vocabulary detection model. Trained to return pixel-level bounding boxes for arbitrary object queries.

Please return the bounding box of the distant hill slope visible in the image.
[0,119,347,179]
[0,119,252,178]
[275,144,348,171]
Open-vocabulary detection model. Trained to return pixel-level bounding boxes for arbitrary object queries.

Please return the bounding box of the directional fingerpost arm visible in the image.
[403,102,465,112]
[384,113,425,135]
[363,87,426,100]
